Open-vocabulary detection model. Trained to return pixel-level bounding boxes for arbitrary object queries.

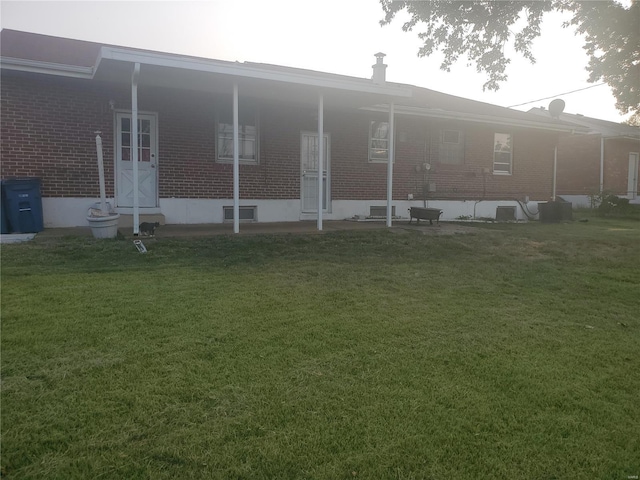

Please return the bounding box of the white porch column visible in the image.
[233,83,240,234]
[552,145,557,201]
[386,102,395,227]
[600,137,605,194]
[317,93,324,231]
[131,63,141,235]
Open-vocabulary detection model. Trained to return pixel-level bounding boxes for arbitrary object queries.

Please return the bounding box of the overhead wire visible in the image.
[507,83,607,108]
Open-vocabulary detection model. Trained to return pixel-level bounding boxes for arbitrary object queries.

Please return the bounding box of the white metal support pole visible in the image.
[233,83,240,234]
[317,93,324,231]
[131,63,141,235]
[386,102,395,227]
[599,137,605,194]
[552,145,557,201]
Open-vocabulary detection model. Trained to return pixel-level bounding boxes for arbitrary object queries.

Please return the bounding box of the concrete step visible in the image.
[118,214,165,228]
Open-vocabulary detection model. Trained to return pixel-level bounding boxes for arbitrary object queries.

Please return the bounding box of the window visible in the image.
[493,133,512,174]
[223,206,257,222]
[439,129,464,165]
[216,104,258,164]
[369,121,390,162]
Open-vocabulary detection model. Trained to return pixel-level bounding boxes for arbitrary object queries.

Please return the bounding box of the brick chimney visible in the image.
[372,52,387,85]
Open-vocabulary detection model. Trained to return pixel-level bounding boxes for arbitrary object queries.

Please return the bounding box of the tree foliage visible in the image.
[380,0,639,115]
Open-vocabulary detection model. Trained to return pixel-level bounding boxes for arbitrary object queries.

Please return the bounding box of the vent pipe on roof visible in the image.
[372,52,387,85]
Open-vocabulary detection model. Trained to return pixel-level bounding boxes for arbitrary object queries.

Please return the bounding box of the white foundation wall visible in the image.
[42,197,543,227]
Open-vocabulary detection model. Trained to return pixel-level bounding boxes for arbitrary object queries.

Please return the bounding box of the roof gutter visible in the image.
[0,56,94,78]
[362,104,588,134]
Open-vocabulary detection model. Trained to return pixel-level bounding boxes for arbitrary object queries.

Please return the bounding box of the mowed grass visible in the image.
[1,217,639,479]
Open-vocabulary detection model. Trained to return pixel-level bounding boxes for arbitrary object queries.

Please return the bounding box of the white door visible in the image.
[116,113,158,208]
[628,153,639,199]
[301,132,330,212]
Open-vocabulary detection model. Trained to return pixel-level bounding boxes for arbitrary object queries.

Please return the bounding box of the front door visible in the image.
[301,132,330,212]
[628,152,639,199]
[116,112,158,208]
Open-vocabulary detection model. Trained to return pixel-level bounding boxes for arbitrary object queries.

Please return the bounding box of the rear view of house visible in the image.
[1,30,583,230]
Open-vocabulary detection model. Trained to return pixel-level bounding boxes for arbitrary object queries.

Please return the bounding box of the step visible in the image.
[118,213,165,228]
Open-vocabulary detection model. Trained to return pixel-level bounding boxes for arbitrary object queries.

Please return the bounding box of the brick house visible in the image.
[529,108,640,207]
[1,30,583,230]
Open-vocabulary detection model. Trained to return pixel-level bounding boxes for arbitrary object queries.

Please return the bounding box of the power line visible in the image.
[507,83,607,108]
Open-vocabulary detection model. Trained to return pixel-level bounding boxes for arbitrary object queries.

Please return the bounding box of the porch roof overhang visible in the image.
[95,47,412,100]
[1,43,413,107]
[361,104,590,135]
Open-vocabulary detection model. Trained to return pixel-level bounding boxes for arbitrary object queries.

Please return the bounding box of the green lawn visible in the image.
[2,217,639,479]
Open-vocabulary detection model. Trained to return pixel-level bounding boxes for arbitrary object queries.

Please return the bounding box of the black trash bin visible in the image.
[2,178,44,233]
[1,181,9,234]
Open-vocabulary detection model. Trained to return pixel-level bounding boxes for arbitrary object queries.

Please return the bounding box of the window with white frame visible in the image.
[369,121,390,162]
[439,129,464,165]
[216,104,258,164]
[493,133,512,174]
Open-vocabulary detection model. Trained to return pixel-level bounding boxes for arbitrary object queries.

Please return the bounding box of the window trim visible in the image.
[493,132,513,175]
[368,120,394,163]
[215,105,259,165]
[439,129,465,165]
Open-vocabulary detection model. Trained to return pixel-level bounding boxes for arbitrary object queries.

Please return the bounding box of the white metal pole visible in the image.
[552,145,557,202]
[599,137,605,194]
[386,102,395,227]
[131,63,140,235]
[317,93,324,231]
[233,83,240,234]
[95,132,108,214]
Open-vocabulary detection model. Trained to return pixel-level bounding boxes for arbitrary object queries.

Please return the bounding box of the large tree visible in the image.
[380,0,639,116]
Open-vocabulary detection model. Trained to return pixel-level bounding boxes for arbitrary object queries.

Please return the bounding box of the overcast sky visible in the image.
[1,0,629,123]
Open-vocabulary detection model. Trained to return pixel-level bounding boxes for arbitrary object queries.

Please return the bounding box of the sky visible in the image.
[0,0,630,123]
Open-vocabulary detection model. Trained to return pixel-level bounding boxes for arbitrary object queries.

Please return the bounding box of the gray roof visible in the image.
[528,107,639,139]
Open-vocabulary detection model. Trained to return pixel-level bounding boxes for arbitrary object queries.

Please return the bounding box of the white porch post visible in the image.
[386,102,395,227]
[317,93,324,231]
[552,145,557,201]
[233,83,240,234]
[131,63,141,235]
[599,137,605,194]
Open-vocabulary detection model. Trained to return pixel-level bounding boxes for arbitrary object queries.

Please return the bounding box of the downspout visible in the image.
[317,93,324,231]
[599,136,605,193]
[386,102,395,227]
[131,63,140,235]
[233,83,240,234]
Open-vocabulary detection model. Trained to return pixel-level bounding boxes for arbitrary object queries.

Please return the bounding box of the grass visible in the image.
[2,216,639,479]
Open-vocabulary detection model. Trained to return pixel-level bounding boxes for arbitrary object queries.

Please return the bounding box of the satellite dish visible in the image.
[423,163,431,171]
[548,99,565,119]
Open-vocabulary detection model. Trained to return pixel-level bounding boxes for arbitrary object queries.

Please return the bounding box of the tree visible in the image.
[380,1,640,116]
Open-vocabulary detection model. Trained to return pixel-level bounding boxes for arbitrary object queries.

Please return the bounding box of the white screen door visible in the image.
[301,132,330,212]
[116,112,158,208]
[628,153,639,199]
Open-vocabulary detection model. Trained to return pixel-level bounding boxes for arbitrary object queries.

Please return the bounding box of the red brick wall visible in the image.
[556,134,640,196]
[1,72,120,197]
[1,72,557,202]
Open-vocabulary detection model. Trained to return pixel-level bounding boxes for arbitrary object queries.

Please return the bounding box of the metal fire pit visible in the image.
[408,207,442,225]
